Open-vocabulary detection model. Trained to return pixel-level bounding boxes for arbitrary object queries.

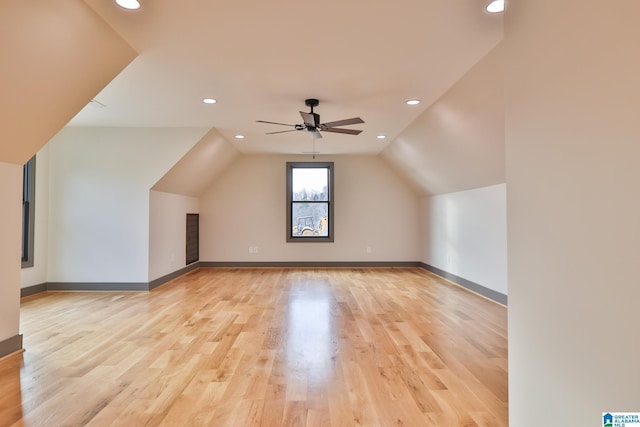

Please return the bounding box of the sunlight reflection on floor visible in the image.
[286,279,335,383]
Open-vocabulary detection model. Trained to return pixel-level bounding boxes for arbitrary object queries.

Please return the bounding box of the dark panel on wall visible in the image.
[186,213,199,265]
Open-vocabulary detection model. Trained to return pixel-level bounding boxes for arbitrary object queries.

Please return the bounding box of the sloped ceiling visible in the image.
[0,0,506,195]
[0,0,136,165]
[72,0,503,167]
[152,128,239,197]
[382,43,504,196]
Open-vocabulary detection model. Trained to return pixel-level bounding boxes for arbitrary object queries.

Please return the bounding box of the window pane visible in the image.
[292,202,329,237]
[292,168,328,201]
[286,161,333,242]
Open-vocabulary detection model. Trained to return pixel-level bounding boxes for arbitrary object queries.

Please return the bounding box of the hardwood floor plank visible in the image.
[2,267,507,426]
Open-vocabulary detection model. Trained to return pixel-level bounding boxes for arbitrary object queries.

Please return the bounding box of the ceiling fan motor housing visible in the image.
[304,98,320,109]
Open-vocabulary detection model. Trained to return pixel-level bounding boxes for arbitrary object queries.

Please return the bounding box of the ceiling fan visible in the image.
[257,98,364,139]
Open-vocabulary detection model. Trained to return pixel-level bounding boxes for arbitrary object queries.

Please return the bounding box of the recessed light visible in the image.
[115,0,141,10]
[406,99,420,105]
[202,98,217,104]
[376,135,387,139]
[486,0,504,13]
[234,135,245,139]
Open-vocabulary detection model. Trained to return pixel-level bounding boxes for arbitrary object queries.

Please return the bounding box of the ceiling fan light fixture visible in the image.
[406,99,421,105]
[115,0,141,10]
[486,0,505,13]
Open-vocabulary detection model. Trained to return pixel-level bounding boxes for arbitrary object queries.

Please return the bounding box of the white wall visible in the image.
[21,145,50,288]
[200,155,420,262]
[149,190,199,281]
[422,184,507,295]
[47,127,208,283]
[506,0,640,425]
[0,162,22,344]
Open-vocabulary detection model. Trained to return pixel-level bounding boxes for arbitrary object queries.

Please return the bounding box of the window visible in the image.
[286,162,334,242]
[22,155,36,268]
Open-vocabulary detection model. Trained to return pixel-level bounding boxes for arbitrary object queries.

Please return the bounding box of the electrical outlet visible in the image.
[249,246,259,254]
[366,246,372,254]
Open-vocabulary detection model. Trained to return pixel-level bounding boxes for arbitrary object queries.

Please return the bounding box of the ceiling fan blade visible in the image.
[266,129,299,135]
[299,112,312,125]
[256,120,295,127]
[310,129,323,139]
[299,111,321,127]
[321,128,362,135]
[320,117,364,129]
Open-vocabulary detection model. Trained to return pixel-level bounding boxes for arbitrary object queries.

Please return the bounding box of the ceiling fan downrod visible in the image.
[305,98,319,113]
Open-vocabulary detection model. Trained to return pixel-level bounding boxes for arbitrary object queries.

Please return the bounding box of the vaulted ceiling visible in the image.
[82,2,502,139]
[8,0,505,196]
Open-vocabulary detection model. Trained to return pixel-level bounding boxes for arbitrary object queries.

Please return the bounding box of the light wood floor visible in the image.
[1,268,507,426]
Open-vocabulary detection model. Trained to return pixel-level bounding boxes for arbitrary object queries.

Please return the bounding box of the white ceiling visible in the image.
[73,0,503,157]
